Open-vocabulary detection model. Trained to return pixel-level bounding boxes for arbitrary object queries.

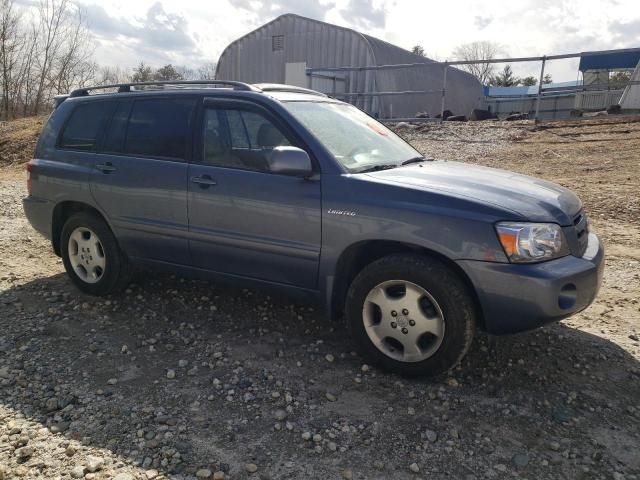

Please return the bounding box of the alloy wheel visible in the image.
[362,280,445,362]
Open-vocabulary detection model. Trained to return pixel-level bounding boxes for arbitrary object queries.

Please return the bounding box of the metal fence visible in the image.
[305,47,640,122]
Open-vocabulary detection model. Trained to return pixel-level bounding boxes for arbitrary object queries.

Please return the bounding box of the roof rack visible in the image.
[69,80,260,97]
[254,83,327,97]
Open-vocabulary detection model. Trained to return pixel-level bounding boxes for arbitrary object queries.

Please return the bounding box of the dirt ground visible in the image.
[0,116,639,480]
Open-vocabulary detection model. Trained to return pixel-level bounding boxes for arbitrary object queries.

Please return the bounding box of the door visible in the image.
[187,100,321,289]
[90,97,196,265]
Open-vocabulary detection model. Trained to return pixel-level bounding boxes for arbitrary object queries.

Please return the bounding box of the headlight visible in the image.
[496,222,569,263]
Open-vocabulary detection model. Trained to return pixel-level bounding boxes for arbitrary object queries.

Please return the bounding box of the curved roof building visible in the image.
[216,14,482,119]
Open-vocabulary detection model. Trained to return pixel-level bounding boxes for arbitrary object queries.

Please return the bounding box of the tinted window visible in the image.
[102,101,131,153]
[59,101,116,151]
[124,98,195,160]
[226,110,250,148]
[241,111,290,149]
[203,110,231,167]
[202,108,290,172]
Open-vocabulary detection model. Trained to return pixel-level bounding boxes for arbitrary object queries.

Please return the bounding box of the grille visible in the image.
[573,210,589,257]
[272,35,284,51]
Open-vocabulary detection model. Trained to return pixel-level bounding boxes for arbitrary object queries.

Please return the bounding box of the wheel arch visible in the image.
[329,240,485,329]
[51,201,112,256]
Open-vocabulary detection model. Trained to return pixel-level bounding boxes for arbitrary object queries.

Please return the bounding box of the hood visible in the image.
[365,161,582,225]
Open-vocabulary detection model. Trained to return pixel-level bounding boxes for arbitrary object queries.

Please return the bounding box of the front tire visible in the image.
[345,253,476,377]
[60,212,130,295]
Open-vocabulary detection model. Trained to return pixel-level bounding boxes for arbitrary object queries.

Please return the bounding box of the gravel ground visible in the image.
[1,118,639,480]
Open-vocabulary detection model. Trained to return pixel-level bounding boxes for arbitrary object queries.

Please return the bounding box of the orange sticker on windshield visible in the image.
[367,121,388,136]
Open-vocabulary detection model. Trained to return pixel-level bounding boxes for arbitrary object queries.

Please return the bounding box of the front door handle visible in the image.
[191,175,217,187]
[96,162,116,174]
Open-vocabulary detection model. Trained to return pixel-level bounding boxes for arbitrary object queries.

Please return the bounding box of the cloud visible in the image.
[83,2,195,53]
[609,18,640,41]
[234,0,337,23]
[340,0,386,29]
[142,2,195,50]
[83,4,136,37]
[562,25,580,34]
[474,15,492,29]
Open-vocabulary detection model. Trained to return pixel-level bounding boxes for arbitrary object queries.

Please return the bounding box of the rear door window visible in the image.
[123,98,196,160]
[58,101,116,151]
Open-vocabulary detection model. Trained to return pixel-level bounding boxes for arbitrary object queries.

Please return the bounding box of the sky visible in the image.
[17,0,640,82]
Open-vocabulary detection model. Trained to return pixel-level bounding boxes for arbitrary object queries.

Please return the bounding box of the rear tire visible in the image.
[60,212,130,295]
[345,253,475,377]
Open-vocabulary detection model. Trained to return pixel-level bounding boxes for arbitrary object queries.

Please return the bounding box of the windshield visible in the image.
[282,101,422,173]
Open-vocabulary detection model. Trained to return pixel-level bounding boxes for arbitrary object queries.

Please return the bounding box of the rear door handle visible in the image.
[191,175,217,187]
[96,162,116,173]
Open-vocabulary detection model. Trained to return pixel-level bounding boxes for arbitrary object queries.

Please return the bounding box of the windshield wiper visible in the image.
[401,156,428,166]
[355,164,398,173]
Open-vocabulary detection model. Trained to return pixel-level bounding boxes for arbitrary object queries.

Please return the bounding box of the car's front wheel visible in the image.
[60,212,130,295]
[345,253,476,377]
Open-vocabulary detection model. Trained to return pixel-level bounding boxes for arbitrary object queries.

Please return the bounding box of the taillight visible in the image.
[26,160,33,195]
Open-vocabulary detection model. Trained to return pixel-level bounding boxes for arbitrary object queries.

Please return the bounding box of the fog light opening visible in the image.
[558,283,577,310]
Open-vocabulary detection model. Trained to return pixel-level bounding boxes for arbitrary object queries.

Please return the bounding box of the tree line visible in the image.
[0,0,216,120]
[411,42,553,86]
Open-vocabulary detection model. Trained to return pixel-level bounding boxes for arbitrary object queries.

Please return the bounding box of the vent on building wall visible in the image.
[272,35,284,51]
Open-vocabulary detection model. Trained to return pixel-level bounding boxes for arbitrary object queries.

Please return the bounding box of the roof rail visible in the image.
[254,83,327,97]
[69,80,260,97]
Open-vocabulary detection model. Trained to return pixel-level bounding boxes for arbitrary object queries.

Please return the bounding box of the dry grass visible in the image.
[0,116,47,167]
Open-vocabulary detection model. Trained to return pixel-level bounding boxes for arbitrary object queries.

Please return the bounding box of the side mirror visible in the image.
[268,146,313,177]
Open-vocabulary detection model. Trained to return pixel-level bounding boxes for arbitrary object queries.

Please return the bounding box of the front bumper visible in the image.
[457,233,604,334]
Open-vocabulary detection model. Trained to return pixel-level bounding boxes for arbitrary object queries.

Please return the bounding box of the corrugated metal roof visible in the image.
[579,50,640,71]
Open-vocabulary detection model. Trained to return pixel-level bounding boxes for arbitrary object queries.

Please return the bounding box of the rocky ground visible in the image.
[0,117,639,480]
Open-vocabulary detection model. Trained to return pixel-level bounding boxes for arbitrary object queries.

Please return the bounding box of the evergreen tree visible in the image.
[490,65,520,87]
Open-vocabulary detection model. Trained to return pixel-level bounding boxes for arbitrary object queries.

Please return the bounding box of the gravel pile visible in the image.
[392,121,530,162]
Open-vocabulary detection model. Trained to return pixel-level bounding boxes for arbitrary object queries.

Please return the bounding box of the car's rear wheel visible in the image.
[61,212,130,295]
[345,253,476,377]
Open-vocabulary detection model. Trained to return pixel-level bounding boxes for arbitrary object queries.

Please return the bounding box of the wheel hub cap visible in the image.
[362,280,445,363]
[395,316,409,328]
[68,227,106,284]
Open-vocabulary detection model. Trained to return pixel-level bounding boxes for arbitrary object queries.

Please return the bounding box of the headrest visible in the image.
[205,128,225,157]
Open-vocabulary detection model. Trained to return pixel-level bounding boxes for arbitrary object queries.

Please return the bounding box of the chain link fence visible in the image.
[305,47,640,122]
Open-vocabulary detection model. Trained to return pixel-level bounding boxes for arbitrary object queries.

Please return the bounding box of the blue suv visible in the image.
[23,80,604,376]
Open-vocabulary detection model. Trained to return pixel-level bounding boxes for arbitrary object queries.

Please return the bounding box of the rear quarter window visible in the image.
[58,101,116,151]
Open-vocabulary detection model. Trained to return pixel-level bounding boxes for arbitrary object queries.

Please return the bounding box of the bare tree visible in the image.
[32,0,68,114]
[95,65,130,85]
[0,0,23,119]
[1,0,219,119]
[131,62,154,83]
[452,41,501,85]
[154,64,183,81]
[196,61,217,80]
[52,7,95,93]
[175,65,195,80]
[17,25,39,116]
